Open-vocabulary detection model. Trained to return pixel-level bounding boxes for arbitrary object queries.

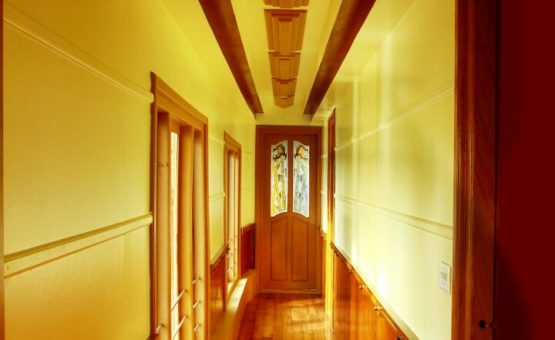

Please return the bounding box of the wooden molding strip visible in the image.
[210,245,229,271]
[199,0,263,114]
[151,73,208,130]
[1,0,4,336]
[264,0,309,8]
[224,132,242,152]
[304,0,376,116]
[334,85,454,152]
[209,192,226,201]
[334,194,453,239]
[208,134,226,146]
[241,223,256,235]
[4,214,153,278]
[330,241,416,339]
[452,0,497,337]
[3,3,153,103]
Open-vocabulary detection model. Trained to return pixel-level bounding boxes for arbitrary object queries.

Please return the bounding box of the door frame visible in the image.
[325,110,336,322]
[150,73,211,339]
[452,0,497,339]
[1,0,5,338]
[223,132,241,298]
[255,125,323,293]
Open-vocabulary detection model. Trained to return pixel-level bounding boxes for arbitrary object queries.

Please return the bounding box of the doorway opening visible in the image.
[255,126,322,293]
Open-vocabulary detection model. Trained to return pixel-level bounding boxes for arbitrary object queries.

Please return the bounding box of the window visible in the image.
[270,140,288,217]
[293,140,310,217]
[224,133,241,296]
[151,74,209,339]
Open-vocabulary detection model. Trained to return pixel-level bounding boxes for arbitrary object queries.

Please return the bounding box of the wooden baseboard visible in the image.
[330,242,413,339]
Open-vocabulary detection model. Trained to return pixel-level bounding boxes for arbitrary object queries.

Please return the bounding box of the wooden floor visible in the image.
[237,294,327,339]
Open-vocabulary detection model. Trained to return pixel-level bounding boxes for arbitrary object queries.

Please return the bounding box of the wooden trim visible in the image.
[255,125,322,292]
[327,111,335,240]
[209,244,228,336]
[4,214,152,277]
[149,73,159,339]
[241,223,256,276]
[452,1,497,338]
[224,132,241,153]
[199,0,263,114]
[151,75,207,127]
[3,3,154,104]
[150,73,211,339]
[210,245,230,272]
[304,0,376,116]
[241,223,256,234]
[210,243,229,333]
[202,125,212,340]
[325,110,336,321]
[1,0,4,336]
[334,194,452,239]
[223,132,242,288]
[330,242,411,339]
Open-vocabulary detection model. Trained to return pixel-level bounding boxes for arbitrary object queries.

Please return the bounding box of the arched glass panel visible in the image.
[293,140,310,217]
[270,140,288,216]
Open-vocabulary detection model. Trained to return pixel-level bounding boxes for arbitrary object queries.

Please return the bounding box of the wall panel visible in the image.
[3,0,257,338]
[5,226,150,340]
[323,0,454,338]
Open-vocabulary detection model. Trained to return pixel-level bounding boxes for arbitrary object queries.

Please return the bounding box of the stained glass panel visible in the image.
[293,140,310,217]
[270,140,288,216]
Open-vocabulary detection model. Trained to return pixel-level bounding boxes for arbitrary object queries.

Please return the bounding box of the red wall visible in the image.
[496,1,555,338]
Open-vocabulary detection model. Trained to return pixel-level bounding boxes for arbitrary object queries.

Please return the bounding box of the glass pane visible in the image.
[293,141,310,217]
[270,140,288,217]
[170,132,180,322]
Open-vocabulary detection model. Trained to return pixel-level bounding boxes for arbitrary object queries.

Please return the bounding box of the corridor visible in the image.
[1,0,541,339]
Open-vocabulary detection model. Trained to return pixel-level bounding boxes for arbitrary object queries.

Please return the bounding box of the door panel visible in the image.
[291,216,309,281]
[257,126,321,292]
[270,217,288,281]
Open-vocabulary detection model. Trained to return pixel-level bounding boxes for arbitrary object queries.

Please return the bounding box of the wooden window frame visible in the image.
[326,110,336,326]
[150,73,211,339]
[223,132,241,299]
[0,1,4,338]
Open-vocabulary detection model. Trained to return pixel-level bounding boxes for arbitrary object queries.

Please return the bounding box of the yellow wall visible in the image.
[3,0,255,338]
[324,0,454,338]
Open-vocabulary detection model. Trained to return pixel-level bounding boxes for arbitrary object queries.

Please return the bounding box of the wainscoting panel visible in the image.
[332,242,409,339]
[4,217,151,340]
[240,223,255,276]
[210,245,228,335]
[4,214,153,277]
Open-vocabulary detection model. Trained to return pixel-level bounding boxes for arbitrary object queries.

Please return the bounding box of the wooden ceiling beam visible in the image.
[199,0,264,114]
[303,0,376,117]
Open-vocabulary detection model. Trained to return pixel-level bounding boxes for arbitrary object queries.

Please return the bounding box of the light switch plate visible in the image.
[439,262,451,294]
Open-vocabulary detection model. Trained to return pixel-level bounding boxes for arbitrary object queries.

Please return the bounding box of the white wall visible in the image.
[324,0,455,338]
[3,0,256,338]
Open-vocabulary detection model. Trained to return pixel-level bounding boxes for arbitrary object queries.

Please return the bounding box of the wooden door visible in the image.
[257,126,321,292]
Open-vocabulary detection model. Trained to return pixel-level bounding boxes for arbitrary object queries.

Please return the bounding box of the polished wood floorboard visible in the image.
[237,294,326,339]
